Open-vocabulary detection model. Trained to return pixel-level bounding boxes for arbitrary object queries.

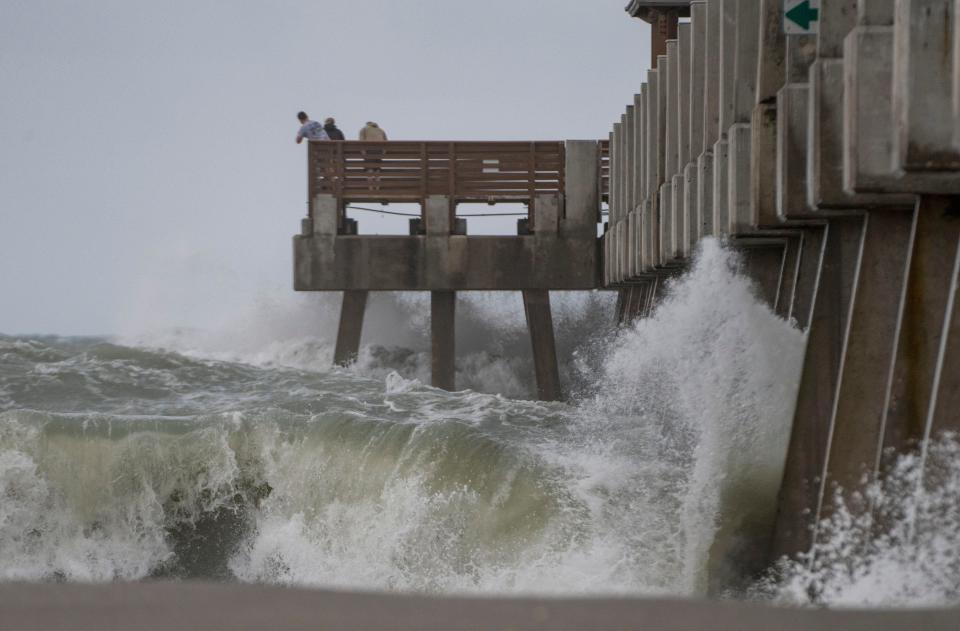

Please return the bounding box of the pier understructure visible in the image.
[607,0,960,572]
[294,140,604,401]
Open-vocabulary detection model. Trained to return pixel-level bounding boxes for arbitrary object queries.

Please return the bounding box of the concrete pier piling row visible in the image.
[600,0,960,568]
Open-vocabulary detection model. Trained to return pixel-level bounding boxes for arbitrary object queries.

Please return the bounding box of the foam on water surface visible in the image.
[1,241,956,605]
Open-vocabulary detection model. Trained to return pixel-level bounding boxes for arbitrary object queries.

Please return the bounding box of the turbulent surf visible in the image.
[1,241,957,606]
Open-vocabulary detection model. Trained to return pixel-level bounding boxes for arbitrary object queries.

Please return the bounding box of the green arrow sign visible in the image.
[784,0,819,34]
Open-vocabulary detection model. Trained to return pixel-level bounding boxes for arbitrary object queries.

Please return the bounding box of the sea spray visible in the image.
[581,238,805,594]
[0,240,859,599]
[752,432,960,608]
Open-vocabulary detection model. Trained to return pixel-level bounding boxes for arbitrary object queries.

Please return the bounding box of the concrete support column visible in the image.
[672,174,686,259]
[684,163,699,250]
[926,227,960,443]
[647,68,663,267]
[756,0,786,103]
[431,290,456,391]
[712,138,729,236]
[677,23,692,171]
[727,123,754,234]
[633,93,646,209]
[660,182,674,263]
[333,290,369,366]
[425,195,452,235]
[645,274,661,316]
[614,288,627,324]
[775,234,802,319]
[751,103,779,227]
[702,0,721,149]
[625,105,637,220]
[893,0,960,173]
[638,86,649,204]
[635,283,652,321]
[771,215,864,560]
[697,151,714,238]
[816,209,914,525]
[523,289,562,402]
[665,42,679,182]
[790,226,826,330]
[740,244,785,310]
[880,197,960,456]
[563,140,600,232]
[689,2,707,160]
[614,117,624,226]
[311,194,340,236]
[731,0,759,122]
[776,84,812,220]
[717,0,738,136]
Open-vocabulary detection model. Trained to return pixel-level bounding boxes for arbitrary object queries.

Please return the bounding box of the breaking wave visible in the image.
[11,239,954,606]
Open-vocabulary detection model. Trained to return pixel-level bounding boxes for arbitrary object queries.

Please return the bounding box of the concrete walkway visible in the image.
[0,582,956,630]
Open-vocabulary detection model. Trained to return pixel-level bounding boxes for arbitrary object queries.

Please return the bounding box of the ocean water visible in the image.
[1,240,957,606]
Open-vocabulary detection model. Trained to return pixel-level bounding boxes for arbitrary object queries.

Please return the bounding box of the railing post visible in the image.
[528,142,537,230]
[420,143,428,222]
[307,141,315,221]
[448,142,457,227]
[335,140,345,232]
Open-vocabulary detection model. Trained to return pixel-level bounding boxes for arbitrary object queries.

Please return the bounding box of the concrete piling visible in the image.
[523,290,562,401]
[711,138,729,235]
[880,198,960,455]
[740,243,785,309]
[333,290,369,366]
[774,234,801,319]
[789,226,826,331]
[816,209,915,524]
[431,291,456,391]
[771,215,863,559]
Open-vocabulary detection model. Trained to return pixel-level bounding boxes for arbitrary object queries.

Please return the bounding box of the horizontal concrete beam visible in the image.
[294,234,599,291]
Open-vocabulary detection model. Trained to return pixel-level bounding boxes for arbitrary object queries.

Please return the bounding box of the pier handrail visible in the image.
[598,139,610,203]
[307,140,566,208]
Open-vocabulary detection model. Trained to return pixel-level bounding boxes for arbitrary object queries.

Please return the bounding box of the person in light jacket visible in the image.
[358,122,387,190]
[358,121,388,141]
[295,111,329,144]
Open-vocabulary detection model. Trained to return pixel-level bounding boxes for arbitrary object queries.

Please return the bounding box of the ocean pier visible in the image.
[293,0,960,572]
[294,140,603,400]
[604,0,960,567]
[3,0,960,627]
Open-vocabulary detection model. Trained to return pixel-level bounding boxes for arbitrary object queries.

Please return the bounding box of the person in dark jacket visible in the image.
[323,117,346,140]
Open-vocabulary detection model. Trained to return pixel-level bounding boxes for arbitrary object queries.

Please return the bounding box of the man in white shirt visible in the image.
[295,111,330,143]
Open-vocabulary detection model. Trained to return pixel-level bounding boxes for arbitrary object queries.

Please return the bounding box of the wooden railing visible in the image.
[598,139,610,203]
[308,141,566,207]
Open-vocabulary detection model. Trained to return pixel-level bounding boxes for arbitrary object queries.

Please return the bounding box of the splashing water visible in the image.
[8,239,954,606]
[752,433,960,608]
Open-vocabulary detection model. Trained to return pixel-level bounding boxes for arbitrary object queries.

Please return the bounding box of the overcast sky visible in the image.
[0,0,651,335]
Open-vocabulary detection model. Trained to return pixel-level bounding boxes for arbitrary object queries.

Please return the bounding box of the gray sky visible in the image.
[0,0,651,335]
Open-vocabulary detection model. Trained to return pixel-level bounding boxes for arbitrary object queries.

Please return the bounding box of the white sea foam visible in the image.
[753,433,960,608]
[4,240,955,607]
[224,239,807,595]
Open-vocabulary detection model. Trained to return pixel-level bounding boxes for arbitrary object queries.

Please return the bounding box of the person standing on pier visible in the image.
[358,122,388,190]
[324,117,345,140]
[358,121,388,141]
[295,111,329,144]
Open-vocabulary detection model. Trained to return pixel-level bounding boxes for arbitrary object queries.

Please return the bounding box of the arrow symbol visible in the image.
[785,0,819,30]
